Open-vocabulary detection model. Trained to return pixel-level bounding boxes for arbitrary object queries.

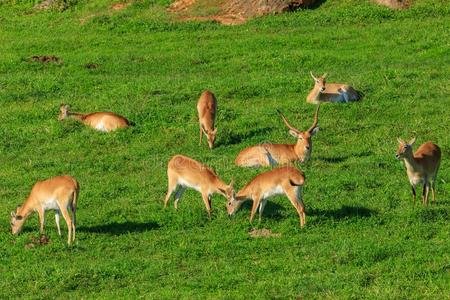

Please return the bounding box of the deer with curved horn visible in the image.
[307,72,359,104]
[235,105,320,167]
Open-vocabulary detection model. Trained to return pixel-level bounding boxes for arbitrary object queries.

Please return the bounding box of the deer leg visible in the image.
[201,192,212,219]
[424,182,430,206]
[71,201,76,242]
[422,182,428,206]
[286,187,306,227]
[431,178,436,204]
[258,198,268,222]
[37,208,45,234]
[164,179,177,208]
[59,207,73,245]
[250,195,261,223]
[199,125,203,145]
[411,185,416,206]
[55,210,61,236]
[174,186,186,210]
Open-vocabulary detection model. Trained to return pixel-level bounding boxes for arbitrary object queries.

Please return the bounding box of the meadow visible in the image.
[0,0,449,298]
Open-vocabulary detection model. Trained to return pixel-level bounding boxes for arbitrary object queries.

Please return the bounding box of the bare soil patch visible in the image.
[29,55,63,64]
[111,3,130,11]
[249,228,281,238]
[373,0,410,9]
[25,235,50,249]
[168,0,317,25]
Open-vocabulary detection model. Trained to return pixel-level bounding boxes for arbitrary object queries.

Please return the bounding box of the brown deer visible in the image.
[396,138,441,205]
[10,175,79,245]
[307,72,359,104]
[235,105,320,167]
[59,104,130,132]
[227,166,307,227]
[197,91,217,149]
[164,155,235,218]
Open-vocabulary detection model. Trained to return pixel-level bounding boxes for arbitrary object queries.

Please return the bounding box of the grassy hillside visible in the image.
[0,0,449,298]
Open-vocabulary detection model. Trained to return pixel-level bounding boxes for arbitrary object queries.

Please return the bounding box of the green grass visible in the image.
[0,0,449,298]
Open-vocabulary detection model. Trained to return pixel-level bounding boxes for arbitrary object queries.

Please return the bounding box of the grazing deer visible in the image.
[58,104,130,132]
[396,138,441,206]
[235,105,320,167]
[227,166,306,226]
[307,72,359,104]
[197,90,217,149]
[164,155,235,218]
[10,175,79,245]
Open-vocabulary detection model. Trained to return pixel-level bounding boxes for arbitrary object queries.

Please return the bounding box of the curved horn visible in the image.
[310,71,317,81]
[308,104,320,133]
[277,109,300,134]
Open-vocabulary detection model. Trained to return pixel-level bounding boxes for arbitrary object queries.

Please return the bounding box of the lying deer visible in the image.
[235,105,320,167]
[396,138,441,206]
[197,90,217,149]
[307,72,359,104]
[164,155,235,218]
[10,175,79,245]
[227,166,307,227]
[58,104,130,132]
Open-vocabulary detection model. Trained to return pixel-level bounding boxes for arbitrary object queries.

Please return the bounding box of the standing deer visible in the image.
[59,104,130,132]
[164,155,235,218]
[197,90,217,149]
[396,138,441,206]
[307,72,359,104]
[235,105,320,167]
[10,175,79,245]
[227,166,307,227]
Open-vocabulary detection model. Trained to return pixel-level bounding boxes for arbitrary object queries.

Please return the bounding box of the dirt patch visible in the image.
[34,0,77,11]
[168,0,317,25]
[29,55,63,64]
[373,0,410,9]
[111,3,130,10]
[25,235,50,249]
[84,62,100,69]
[249,228,281,238]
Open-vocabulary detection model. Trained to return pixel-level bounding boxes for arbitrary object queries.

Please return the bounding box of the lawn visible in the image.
[0,0,449,298]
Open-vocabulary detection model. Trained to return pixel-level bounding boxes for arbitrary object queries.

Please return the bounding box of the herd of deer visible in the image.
[10,72,442,245]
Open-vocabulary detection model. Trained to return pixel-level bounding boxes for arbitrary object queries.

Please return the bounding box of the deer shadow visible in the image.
[218,126,273,147]
[78,221,160,235]
[237,200,286,220]
[317,150,373,164]
[309,205,376,220]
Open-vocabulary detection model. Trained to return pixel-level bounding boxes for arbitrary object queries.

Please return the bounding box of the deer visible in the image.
[10,175,79,245]
[164,155,235,218]
[197,90,217,149]
[396,138,441,206]
[235,105,320,167]
[58,104,130,132]
[227,166,306,227]
[307,72,359,104]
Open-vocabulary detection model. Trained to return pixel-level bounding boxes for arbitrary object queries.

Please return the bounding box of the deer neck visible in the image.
[68,112,86,121]
[308,86,322,102]
[402,151,420,174]
[17,199,35,219]
[201,116,215,130]
[212,177,228,196]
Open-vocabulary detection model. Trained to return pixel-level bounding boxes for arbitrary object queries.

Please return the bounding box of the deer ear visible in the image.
[397,137,404,144]
[289,130,299,138]
[408,137,416,145]
[212,128,218,135]
[322,72,328,79]
[11,211,15,218]
[310,127,320,136]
